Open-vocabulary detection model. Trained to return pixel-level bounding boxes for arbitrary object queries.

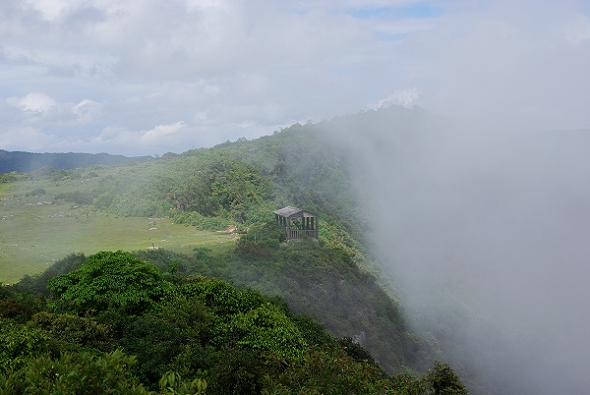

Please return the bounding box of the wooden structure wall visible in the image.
[274,206,318,241]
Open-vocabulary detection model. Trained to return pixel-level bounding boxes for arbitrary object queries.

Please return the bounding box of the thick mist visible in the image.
[319,107,590,395]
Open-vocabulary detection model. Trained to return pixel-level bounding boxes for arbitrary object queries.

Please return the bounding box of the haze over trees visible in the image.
[1,249,467,394]
[0,150,152,174]
[3,104,586,394]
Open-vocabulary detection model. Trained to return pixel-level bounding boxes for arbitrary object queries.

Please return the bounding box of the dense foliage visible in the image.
[2,118,419,371]
[1,106,471,393]
[1,252,466,394]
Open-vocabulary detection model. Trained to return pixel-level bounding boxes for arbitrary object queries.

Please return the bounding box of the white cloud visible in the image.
[0,127,60,151]
[25,0,76,20]
[0,0,589,155]
[140,122,186,144]
[71,99,103,124]
[4,94,102,128]
[7,92,57,113]
[193,111,209,123]
[369,88,419,109]
[83,122,188,154]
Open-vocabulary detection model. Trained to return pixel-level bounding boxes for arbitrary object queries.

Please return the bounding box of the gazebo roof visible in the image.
[274,206,303,218]
[274,206,317,218]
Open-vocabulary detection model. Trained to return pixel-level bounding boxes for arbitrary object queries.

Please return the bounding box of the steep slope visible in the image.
[4,250,466,394]
[2,105,489,391]
[1,109,432,375]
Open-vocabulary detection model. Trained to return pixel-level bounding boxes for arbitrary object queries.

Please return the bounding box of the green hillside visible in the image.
[1,250,467,394]
[0,106,472,393]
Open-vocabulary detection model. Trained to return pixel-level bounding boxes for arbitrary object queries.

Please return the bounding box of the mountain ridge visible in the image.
[0,149,153,174]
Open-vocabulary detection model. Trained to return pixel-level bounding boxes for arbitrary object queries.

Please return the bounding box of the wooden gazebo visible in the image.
[274,206,318,241]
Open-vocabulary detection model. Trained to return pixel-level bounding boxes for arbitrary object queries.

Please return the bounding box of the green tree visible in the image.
[427,361,468,395]
[1,350,151,394]
[47,251,170,316]
[207,348,265,395]
[262,347,394,395]
[30,312,116,353]
[120,297,215,388]
[0,319,51,372]
[159,371,207,394]
[215,304,307,359]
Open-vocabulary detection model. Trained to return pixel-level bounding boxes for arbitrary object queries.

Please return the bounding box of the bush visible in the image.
[0,285,11,301]
[215,304,307,359]
[12,253,87,297]
[178,278,265,317]
[235,221,285,258]
[0,300,35,324]
[262,348,393,395]
[120,297,215,388]
[1,350,150,394]
[172,211,233,231]
[0,319,51,371]
[55,191,94,205]
[427,361,468,395]
[0,173,17,184]
[47,251,170,316]
[31,312,115,352]
[29,188,45,197]
[207,348,265,395]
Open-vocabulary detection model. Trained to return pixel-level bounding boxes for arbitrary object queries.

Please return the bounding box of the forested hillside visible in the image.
[2,250,468,394]
[1,106,471,394]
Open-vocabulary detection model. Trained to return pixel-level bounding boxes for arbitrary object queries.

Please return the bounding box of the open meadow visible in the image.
[0,175,235,284]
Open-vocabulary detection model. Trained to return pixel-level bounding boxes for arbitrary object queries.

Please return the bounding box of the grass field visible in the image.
[0,180,236,284]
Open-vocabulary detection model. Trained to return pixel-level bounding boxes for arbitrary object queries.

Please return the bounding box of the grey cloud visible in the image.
[320,109,590,394]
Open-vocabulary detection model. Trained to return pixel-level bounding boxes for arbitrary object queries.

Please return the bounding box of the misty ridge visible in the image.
[2,0,590,393]
[1,106,473,395]
[0,150,152,174]
[315,105,590,395]
[1,104,589,395]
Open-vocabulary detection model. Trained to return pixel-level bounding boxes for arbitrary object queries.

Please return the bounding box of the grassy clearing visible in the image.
[0,184,10,196]
[0,193,235,284]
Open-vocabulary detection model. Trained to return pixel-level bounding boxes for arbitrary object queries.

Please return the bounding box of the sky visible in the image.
[1,0,589,156]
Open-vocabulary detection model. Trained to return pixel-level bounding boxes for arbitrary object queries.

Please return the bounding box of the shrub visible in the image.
[29,188,46,196]
[1,350,150,394]
[207,348,265,395]
[0,319,51,372]
[427,361,468,395]
[47,251,170,316]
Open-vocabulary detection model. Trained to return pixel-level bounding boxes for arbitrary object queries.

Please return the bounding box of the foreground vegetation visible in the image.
[1,106,472,393]
[1,250,466,394]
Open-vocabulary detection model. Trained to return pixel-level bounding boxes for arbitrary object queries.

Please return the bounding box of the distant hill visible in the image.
[0,150,152,174]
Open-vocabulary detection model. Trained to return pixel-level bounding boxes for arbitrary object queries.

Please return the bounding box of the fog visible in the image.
[2,0,590,392]
[320,107,590,394]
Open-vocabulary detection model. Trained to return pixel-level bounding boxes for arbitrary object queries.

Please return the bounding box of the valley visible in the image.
[0,170,235,284]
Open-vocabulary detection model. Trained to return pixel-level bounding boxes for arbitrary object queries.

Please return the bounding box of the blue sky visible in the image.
[0,0,589,155]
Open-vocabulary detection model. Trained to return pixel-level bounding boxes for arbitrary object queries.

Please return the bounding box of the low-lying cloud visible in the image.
[320,108,590,394]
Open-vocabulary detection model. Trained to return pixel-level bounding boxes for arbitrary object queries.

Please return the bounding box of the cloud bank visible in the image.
[0,0,588,155]
[319,106,590,395]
